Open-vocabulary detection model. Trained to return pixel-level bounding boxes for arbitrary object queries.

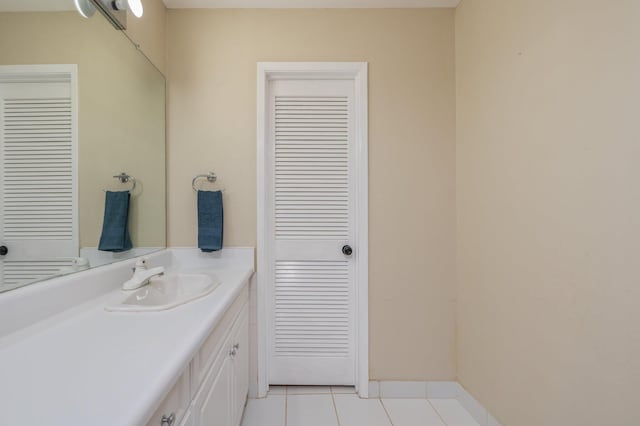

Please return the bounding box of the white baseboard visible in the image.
[368,381,503,426]
[456,384,490,425]
[368,381,380,398]
[379,381,427,398]
[367,380,458,399]
[488,413,503,426]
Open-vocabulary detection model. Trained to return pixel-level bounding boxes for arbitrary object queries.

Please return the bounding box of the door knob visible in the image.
[0,246,7,256]
[342,245,353,256]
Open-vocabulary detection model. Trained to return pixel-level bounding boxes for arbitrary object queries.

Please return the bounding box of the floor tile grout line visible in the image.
[379,398,395,426]
[247,392,473,426]
[427,399,449,426]
[284,386,288,426]
[330,388,342,426]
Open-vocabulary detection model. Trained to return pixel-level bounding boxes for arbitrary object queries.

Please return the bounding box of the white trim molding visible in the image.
[256,62,369,398]
[368,380,457,399]
[367,381,504,426]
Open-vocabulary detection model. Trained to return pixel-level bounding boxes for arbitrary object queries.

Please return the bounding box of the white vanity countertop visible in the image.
[0,266,253,426]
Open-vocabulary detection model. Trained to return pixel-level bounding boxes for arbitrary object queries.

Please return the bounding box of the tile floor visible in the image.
[241,386,479,426]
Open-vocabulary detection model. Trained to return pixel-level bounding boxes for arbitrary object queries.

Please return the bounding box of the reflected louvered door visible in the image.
[0,77,77,291]
[268,79,356,385]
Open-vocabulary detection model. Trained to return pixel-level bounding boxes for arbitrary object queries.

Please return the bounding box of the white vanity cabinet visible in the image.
[231,311,249,425]
[193,344,233,425]
[193,304,249,426]
[147,285,249,426]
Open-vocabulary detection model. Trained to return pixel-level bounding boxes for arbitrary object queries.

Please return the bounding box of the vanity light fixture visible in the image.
[113,0,144,18]
[74,0,96,18]
[74,0,144,30]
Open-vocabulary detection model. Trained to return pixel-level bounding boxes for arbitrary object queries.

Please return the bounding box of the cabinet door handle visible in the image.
[161,413,175,426]
[229,348,237,357]
[233,343,240,350]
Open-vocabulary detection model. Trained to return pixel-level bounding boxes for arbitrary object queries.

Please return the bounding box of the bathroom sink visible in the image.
[105,273,220,312]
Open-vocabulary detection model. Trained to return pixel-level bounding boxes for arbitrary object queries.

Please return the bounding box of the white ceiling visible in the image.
[0,0,461,12]
[162,0,462,9]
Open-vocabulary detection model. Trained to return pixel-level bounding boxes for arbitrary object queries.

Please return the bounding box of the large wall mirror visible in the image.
[0,1,166,292]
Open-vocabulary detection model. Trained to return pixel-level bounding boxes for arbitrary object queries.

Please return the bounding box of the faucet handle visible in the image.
[133,258,148,271]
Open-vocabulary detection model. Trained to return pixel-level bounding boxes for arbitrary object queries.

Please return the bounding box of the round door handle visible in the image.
[342,245,353,256]
[0,246,7,256]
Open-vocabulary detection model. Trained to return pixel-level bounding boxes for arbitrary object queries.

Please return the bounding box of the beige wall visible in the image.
[456,0,640,425]
[167,9,456,380]
[125,0,167,74]
[0,12,166,248]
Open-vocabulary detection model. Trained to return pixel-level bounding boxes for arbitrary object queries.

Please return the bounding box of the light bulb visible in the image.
[74,0,96,18]
[114,0,144,18]
[128,0,144,18]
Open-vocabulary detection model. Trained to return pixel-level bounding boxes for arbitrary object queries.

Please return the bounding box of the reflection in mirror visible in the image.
[0,2,166,292]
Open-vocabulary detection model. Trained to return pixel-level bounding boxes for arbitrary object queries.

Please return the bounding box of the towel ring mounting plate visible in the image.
[192,172,218,192]
[105,172,136,192]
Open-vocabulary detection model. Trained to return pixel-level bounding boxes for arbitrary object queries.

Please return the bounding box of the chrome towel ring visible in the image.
[192,172,217,192]
[108,172,136,192]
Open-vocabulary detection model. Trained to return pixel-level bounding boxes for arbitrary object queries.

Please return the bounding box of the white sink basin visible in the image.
[105,273,220,312]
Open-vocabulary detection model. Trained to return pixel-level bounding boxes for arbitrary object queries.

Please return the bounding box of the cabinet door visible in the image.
[232,311,249,425]
[179,408,193,426]
[146,371,190,426]
[194,350,232,426]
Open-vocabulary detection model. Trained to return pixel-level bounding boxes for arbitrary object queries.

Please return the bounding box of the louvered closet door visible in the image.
[268,79,356,385]
[0,79,77,291]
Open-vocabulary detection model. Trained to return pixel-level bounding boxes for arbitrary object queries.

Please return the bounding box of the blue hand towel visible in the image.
[98,191,133,252]
[198,190,223,252]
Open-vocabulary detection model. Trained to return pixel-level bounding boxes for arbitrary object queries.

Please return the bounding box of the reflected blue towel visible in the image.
[98,191,133,252]
[198,190,223,252]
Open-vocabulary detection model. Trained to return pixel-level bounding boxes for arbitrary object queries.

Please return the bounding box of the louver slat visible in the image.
[2,98,73,240]
[2,260,74,290]
[274,96,349,240]
[274,260,350,357]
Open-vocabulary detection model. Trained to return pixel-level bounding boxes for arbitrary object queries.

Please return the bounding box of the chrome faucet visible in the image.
[122,258,164,291]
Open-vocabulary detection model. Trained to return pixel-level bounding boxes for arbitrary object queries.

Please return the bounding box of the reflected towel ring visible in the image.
[105,172,136,192]
[192,172,218,192]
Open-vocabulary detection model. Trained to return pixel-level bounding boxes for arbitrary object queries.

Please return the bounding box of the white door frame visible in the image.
[256,62,368,398]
